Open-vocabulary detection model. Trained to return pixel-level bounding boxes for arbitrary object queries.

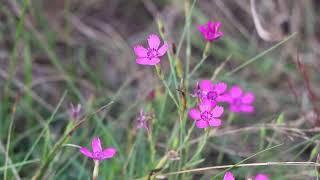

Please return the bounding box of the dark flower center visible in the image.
[195,88,203,97]
[206,91,217,101]
[200,111,212,121]
[147,48,158,59]
[93,151,103,159]
[207,30,214,36]
[233,98,242,107]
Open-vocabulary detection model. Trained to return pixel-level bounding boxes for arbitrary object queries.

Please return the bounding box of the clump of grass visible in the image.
[1,0,320,179]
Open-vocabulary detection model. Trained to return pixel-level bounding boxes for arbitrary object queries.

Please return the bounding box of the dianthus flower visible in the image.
[194,80,227,107]
[198,21,223,42]
[134,34,168,65]
[69,103,82,120]
[223,171,235,180]
[189,100,224,128]
[254,174,269,180]
[220,85,255,113]
[80,137,116,161]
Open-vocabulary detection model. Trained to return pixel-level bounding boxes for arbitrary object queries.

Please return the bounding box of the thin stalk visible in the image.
[92,160,100,180]
[216,113,234,163]
[188,42,210,79]
[162,161,320,176]
[4,99,19,180]
[226,32,297,76]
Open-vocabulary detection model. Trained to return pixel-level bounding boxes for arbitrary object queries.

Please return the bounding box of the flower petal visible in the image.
[148,34,160,49]
[134,45,147,58]
[199,80,213,91]
[209,100,217,107]
[230,86,243,98]
[230,105,241,113]
[242,92,255,104]
[136,58,160,66]
[254,174,269,180]
[101,147,117,160]
[76,104,82,112]
[216,94,232,102]
[223,171,235,180]
[92,137,102,153]
[188,108,201,120]
[208,118,222,127]
[214,82,227,94]
[240,105,255,113]
[214,31,223,39]
[207,21,214,30]
[80,147,93,158]
[211,105,224,117]
[197,25,207,35]
[214,22,222,32]
[157,42,168,56]
[195,120,208,128]
[199,100,211,112]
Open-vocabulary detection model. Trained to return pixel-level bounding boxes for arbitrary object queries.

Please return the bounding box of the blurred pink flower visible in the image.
[189,100,224,128]
[194,80,227,106]
[136,109,151,132]
[80,137,116,161]
[223,171,235,180]
[198,21,223,42]
[254,174,269,180]
[134,34,168,65]
[70,103,82,120]
[220,85,255,113]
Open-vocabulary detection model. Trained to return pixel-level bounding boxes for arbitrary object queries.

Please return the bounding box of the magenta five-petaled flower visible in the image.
[223,172,269,180]
[189,100,224,128]
[134,34,168,66]
[198,21,223,42]
[80,137,116,161]
[220,85,255,113]
[255,174,269,180]
[223,171,235,180]
[195,80,227,107]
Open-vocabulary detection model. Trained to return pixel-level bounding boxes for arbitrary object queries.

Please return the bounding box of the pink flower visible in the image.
[189,100,224,128]
[80,137,116,161]
[194,80,227,106]
[70,103,82,120]
[223,171,235,180]
[136,109,153,132]
[254,174,269,180]
[198,21,223,42]
[134,34,168,66]
[220,85,255,113]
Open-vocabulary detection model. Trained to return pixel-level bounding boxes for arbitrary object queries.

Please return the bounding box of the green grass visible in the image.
[1,0,320,179]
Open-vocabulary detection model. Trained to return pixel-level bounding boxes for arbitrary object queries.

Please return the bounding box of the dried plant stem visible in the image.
[161,161,320,176]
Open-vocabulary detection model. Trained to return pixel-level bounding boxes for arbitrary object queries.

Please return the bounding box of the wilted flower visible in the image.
[194,80,227,107]
[146,90,156,101]
[189,100,224,128]
[80,137,116,161]
[135,109,153,133]
[167,150,180,161]
[223,171,235,180]
[198,21,223,42]
[70,103,82,120]
[254,174,269,180]
[220,85,255,113]
[134,34,168,66]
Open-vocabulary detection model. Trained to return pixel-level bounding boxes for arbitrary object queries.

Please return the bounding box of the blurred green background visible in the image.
[0,0,320,179]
